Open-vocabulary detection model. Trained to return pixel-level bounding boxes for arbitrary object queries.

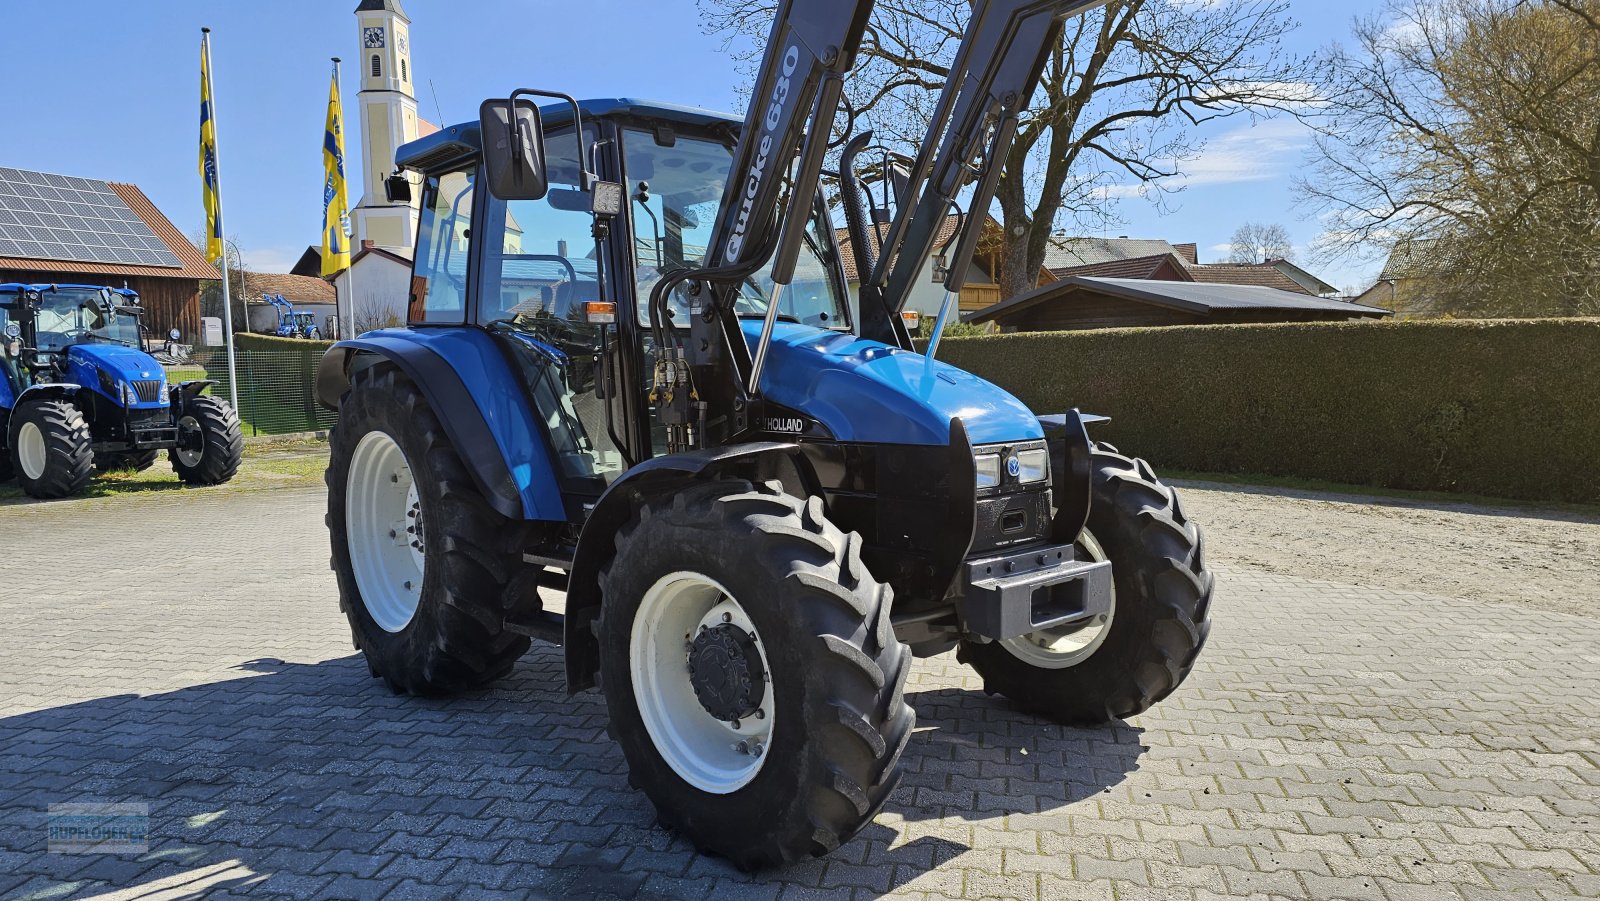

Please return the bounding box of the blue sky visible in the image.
[0,0,1385,291]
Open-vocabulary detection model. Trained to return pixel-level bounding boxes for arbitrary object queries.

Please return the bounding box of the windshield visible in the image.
[623,128,848,330]
[34,289,141,351]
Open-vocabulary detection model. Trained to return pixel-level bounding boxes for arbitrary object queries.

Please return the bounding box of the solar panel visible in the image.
[0,168,182,268]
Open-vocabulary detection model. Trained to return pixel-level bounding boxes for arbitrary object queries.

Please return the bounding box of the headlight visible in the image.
[974,453,1002,490]
[1016,448,1049,484]
[120,382,138,405]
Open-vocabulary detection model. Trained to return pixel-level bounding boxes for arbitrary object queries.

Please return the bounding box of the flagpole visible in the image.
[202,27,241,413]
[334,56,357,340]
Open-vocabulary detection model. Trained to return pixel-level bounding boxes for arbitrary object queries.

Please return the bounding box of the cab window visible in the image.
[409,170,474,324]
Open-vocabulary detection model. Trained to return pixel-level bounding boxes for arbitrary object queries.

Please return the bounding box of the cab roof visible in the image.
[0,282,138,297]
[395,97,741,174]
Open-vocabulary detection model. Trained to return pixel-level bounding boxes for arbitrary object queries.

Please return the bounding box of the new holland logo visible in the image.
[1006,456,1022,478]
[764,417,805,434]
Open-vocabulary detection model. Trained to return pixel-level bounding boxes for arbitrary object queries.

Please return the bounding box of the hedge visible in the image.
[937,318,1600,504]
[191,333,337,435]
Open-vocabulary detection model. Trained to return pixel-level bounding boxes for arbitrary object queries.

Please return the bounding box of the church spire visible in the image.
[350,0,420,251]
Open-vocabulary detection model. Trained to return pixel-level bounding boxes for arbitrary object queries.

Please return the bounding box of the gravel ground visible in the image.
[1176,480,1600,619]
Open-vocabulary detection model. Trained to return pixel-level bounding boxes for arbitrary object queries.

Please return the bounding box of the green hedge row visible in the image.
[938,318,1600,504]
[193,334,337,435]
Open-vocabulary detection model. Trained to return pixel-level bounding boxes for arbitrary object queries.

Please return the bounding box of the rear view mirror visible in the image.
[479,98,548,201]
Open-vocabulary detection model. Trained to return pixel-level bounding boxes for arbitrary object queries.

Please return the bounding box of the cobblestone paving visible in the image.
[1,487,1597,900]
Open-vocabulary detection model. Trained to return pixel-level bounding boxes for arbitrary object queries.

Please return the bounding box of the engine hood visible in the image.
[69,343,164,380]
[742,322,1041,446]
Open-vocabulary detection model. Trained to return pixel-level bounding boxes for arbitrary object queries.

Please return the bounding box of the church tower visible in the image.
[351,0,421,253]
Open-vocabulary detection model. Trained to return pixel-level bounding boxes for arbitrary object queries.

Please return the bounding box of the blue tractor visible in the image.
[264,294,321,340]
[0,283,243,498]
[319,0,1211,868]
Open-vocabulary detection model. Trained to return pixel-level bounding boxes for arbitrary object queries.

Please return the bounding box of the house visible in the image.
[328,240,413,332]
[962,277,1390,332]
[835,215,1006,319]
[243,272,339,334]
[1352,241,1436,317]
[0,167,216,340]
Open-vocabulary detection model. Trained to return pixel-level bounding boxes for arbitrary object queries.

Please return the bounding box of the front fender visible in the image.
[318,329,564,522]
[562,442,804,694]
[16,383,81,406]
[1039,410,1108,545]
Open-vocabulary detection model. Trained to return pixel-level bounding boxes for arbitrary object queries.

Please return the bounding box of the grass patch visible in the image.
[0,438,328,503]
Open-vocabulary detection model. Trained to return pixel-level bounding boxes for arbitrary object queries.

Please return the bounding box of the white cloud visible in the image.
[1171,118,1312,189]
[241,246,305,275]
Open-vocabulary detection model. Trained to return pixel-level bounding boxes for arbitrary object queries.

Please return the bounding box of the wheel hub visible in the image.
[686,623,765,722]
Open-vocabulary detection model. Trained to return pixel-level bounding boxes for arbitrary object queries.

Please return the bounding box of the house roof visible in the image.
[1043,237,1183,272]
[1052,252,1195,281]
[355,0,408,20]
[0,179,215,281]
[242,272,337,304]
[834,214,1001,282]
[1186,263,1313,295]
[964,276,1392,324]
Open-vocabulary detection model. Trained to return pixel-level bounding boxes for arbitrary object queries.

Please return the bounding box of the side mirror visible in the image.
[479,97,548,201]
[384,172,413,203]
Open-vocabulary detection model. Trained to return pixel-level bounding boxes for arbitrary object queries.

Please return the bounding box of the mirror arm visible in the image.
[508,88,594,191]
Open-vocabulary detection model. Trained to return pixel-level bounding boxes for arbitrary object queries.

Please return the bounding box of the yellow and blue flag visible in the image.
[199,32,224,265]
[321,62,352,277]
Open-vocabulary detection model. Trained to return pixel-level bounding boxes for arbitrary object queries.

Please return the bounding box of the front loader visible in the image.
[318,0,1212,869]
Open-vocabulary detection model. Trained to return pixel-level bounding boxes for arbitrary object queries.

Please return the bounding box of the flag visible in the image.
[198,33,224,265]
[321,62,352,277]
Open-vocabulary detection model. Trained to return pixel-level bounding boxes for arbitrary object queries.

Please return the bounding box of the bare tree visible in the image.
[699,0,1311,300]
[1228,222,1294,263]
[190,231,251,334]
[1299,0,1600,317]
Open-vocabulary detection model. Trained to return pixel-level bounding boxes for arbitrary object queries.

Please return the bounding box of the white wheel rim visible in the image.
[176,415,204,467]
[16,421,46,480]
[346,430,425,633]
[630,572,774,794]
[999,531,1116,669]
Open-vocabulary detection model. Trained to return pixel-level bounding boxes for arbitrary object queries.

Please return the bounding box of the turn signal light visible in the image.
[585,302,617,324]
[901,311,921,330]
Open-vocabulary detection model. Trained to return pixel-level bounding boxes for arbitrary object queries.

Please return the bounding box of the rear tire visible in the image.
[958,444,1213,724]
[170,397,242,485]
[326,363,531,695]
[95,449,160,473]
[7,399,92,499]
[598,479,914,870]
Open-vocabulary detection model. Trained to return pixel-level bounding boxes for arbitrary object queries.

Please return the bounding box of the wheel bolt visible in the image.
[730,718,740,730]
[754,708,765,720]
[736,740,749,755]
[721,612,732,623]
[389,530,397,538]
[403,581,412,590]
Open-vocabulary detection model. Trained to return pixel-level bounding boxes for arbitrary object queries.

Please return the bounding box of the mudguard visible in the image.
[562,441,804,693]
[169,379,218,408]
[317,329,565,522]
[15,383,81,406]
[1039,410,1108,545]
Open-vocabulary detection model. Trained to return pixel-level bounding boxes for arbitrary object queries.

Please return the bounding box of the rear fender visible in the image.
[562,442,807,694]
[317,330,565,522]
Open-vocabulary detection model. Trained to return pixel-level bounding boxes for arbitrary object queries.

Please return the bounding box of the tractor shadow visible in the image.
[0,648,1145,900]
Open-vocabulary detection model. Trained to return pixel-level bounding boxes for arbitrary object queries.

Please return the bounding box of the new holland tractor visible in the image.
[0,283,243,498]
[319,0,1212,868]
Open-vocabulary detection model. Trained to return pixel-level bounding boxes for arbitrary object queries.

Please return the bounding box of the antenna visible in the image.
[428,79,445,126]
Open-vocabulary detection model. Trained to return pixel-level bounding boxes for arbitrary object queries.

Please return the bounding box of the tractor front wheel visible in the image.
[958,444,1213,724]
[7,399,92,499]
[598,480,915,870]
[170,397,243,485]
[326,363,531,695]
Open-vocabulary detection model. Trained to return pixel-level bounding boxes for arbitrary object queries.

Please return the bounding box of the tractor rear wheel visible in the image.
[171,397,243,485]
[326,363,531,695]
[598,479,915,870]
[958,444,1213,724]
[95,449,160,473]
[7,399,92,499]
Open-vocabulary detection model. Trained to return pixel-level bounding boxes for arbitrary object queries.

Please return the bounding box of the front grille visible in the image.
[128,408,171,429]
[133,380,164,402]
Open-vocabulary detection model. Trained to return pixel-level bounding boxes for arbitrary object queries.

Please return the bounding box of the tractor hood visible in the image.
[743,322,1042,446]
[68,343,168,408]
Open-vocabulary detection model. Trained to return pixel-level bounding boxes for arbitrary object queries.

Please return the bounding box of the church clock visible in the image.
[363,26,385,49]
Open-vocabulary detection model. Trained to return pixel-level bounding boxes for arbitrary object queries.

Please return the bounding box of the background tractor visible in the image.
[0,283,243,498]
[265,293,322,339]
[319,0,1212,869]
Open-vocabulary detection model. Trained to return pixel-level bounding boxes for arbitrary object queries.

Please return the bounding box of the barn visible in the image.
[0,167,215,341]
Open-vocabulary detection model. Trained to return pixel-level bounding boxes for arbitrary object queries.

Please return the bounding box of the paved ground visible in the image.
[1,483,1597,900]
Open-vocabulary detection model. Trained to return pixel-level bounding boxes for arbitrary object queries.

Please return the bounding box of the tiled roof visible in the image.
[240,271,337,304]
[0,182,216,281]
[965,276,1392,324]
[1187,264,1313,295]
[834,215,964,281]
[1052,253,1195,281]
[1043,237,1182,271]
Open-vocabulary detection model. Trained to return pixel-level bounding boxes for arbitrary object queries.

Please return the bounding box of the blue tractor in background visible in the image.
[0,283,243,498]
[318,0,1211,869]
[264,293,321,340]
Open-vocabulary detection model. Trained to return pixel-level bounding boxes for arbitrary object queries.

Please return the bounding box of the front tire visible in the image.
[7,399,92,499]
[326,363,531,695]
[598,480,914,870]
[959,444,1213,724]
[170,397,242,485]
